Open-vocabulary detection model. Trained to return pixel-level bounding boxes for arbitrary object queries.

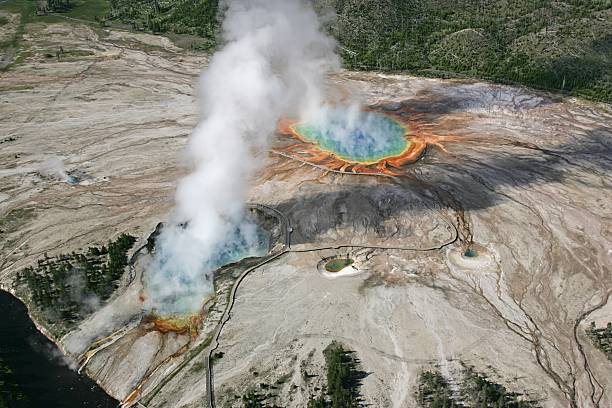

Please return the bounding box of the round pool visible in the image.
[292,107,409,164]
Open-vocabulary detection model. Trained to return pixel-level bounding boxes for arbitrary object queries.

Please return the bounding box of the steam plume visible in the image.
[298,105,408,162]
[145,0,339,314]
[38,157,76,183]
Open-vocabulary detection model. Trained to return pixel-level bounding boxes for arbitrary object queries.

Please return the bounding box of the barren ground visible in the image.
[0,22,610,408]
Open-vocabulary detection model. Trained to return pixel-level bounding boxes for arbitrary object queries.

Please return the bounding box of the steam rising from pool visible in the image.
[294,106,409,163]
[144,0,339,314]
[146,222,269,313]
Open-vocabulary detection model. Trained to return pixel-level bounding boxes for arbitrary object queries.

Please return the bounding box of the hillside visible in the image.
[327,0,611,102]
[3,1,610,101]
[102,0,611,102]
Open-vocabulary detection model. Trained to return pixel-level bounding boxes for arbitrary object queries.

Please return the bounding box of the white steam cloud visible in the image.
[145,0,339,314]
[299,105,408,162]
[38,157,76,183]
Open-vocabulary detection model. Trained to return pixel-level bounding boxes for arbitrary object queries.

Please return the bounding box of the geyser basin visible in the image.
[277,104,431,176]
[292,108,409,164]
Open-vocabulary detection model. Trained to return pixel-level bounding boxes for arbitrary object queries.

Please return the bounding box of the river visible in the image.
[0,290,118,407]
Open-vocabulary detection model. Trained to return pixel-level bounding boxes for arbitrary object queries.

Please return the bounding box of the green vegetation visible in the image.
[237,342,365,407]
[241,391,266,408]
[16,233,136,331]
[31,0,110,20]
[238,388,283,408]
[416,365,539,408]
[325,258,354,273]
[105,0,612,102]
[308,341,366,408]
[0,1,56,70]
[0,358,27,408]
[0,0,109,24]
[586,321,612,360]
[327,0,611,102]
[416,371,457,408]
[0,0,63,25]
[0,208,35,236]
[0,0,110,70]
[2,1,610,100]
[461,365,537,407]
[0,1,28,64]
[0,1,36,22]
[63,0,111,21]
[107,0,218,49]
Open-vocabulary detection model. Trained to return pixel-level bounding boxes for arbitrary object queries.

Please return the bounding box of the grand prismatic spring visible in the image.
[276,105,447,175]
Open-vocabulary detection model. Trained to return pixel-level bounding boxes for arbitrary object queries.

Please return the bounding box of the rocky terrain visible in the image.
[1,20,611,408]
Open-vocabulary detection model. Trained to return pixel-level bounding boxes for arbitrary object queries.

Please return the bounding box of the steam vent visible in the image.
[277,106,428,175]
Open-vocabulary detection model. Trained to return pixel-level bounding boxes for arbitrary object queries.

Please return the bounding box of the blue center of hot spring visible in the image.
[293,108,408,163]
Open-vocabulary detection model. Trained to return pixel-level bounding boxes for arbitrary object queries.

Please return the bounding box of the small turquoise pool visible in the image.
[293,107,409,163]
[464,248,478,258]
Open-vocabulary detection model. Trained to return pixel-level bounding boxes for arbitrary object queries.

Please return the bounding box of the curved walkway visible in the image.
[203,205,459,408]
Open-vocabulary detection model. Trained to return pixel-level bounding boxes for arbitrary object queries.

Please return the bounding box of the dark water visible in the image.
[0,290,118,408]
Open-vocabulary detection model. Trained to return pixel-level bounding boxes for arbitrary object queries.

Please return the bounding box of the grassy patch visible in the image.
[0,1,35,23]
[325,258,354,273]
[62,0,111,21]
[0,208,36,235]
[0,1,60,70]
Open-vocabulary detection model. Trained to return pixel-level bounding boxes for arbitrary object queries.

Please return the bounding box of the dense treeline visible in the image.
[416,371,457,407]
[17,234,136,330]
[108,0,218,49]
[586,321,612,360]
[416,365,539,407]
[461,366,538,407]
[105,0,610,102]
[328,0,611,102]
[308,342,366,408]
[41,0,73,13]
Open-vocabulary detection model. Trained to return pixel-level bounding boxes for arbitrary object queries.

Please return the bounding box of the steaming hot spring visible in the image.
[277,105,436,176]
[143,206,283,321]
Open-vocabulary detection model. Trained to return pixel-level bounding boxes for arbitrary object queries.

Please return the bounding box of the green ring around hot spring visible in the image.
[290,113,411,165]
